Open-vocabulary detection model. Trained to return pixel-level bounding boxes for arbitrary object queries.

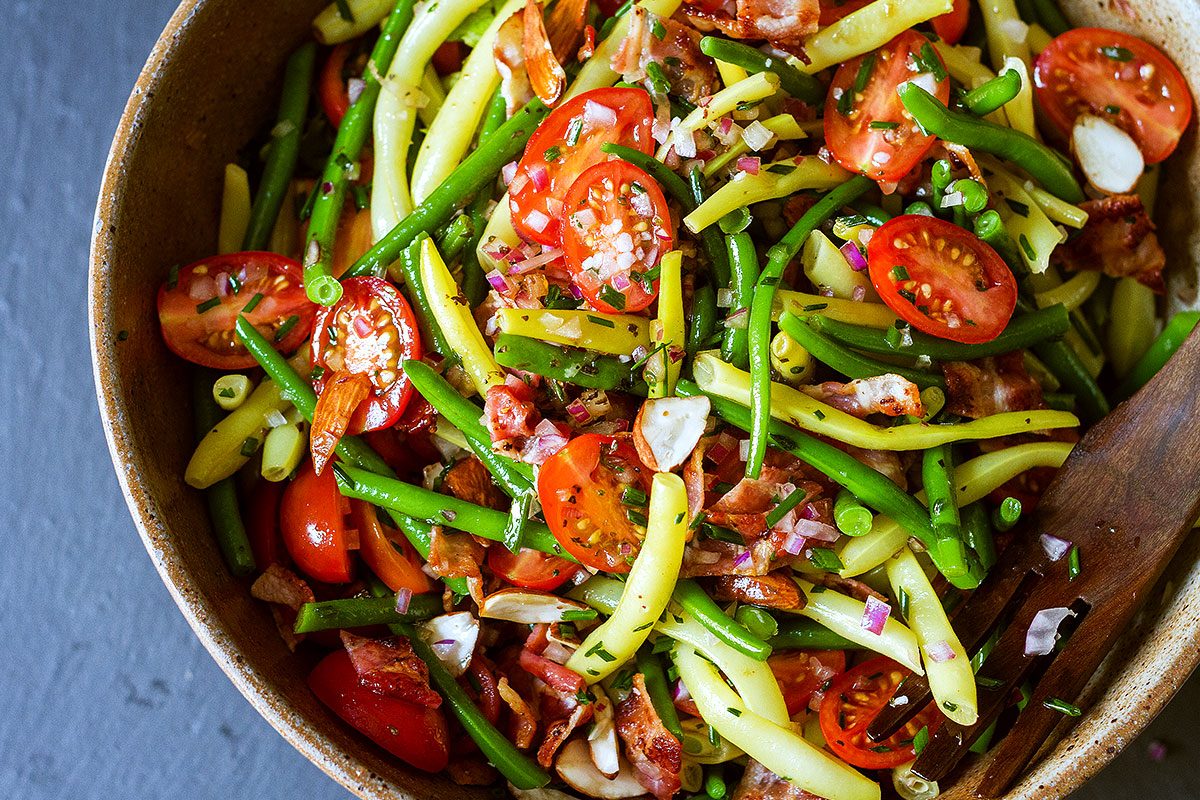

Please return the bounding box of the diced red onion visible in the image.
[852,285,867,302]
[630,191,654,218]
[737,156,761,175]
[674,129,697,159]
[858,228,874,247]
[782,531,807,556]
[353,315,372,338]
[612,272,632,291]
[706,442,730,465]
[732,550,752,569]
[1025,606,1074,656]
[673,680,692,702]
[793,518,840,543]
[719,117,733,135]
[940,191,964,209]
[485,270,512,292]
[572,207,596,228]
[741,120,774,151]
[524,209,551,234]
[738,438,750,461]
[347,77,365,105]
[584,100,618,128]
[861,595,890,636]
[569,283,584,300]
[840,241,868,272]
[716,288,734,308]
[725,308,749,329]
[668,345,686,364]
[240,259,267,286]
[925,639,957,663]
[394,587,413,614]
[1040,533,1072,562]
[502,160,518,186]
[433,638,455,649]
[566,399,592,424]
[528,163,550,191]
[521,419,570,465]
[510,246,564,273]
[188,275,216,301]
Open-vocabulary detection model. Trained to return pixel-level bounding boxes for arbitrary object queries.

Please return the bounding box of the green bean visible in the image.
[950,178,989,214]
[905,201,935,217]
[1117,311,1200,399]
[304,2,416,304]
[960,69,1022,116]
[697,36,824,104]
[808,304,1070,361]
[598,144,729,287]
[769,618,860,650]
[704,765,727,800]
[676,382,959,580]
[345,98,551,279]
[393,236,455,360]
[294,593,443,633]
[746,176,875,479]
[931,159,954,212]
[673,579,772,661]
[434,214,475,262]
[398,622,551,788]
[833,489,873,538]
[1014,0,1038,24]
[898,83,1085,203]
[333,463,576,562]
[192,371,255,577]
[1032,339,1110,422]
[993,496,1022,532]
[460,89,510,307]
[922,443,971,583]
[851,202,893,226]
[1042,392,1076,411]
[734,606,779,640]
[690,168,733,290]
[778,314,945,389]
[974,208,1026,273]
[1032,0,1071,36]
[244,43,316,252]
[722,231,759,369]
[597,0,634,39]
[479,87,509,141]
[688,283,718,360]
[961,501,997,573]
[636,648,684,740]
[493,333,647,392]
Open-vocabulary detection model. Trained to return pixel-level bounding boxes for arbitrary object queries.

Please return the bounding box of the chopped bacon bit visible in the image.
[713,571,805,610]
[811,571,888,604]
[519,648,587,695]
[612,8,719,104]
[538,700,591,767]
[427,526,486,604]
[1053,194,1166,293]
[466,655,502,725]
[484,378,540,444]
[616,674,684,800]
[497,676,539,749]
[834,443,909,490]
[942,352,1046,419]
[340,631,443,707]
[442,456,508,511]
[578,24,596,61]
[731,759,825,800]
[800,374,924,419]
[683,0,819,48]
[250,564,315,652]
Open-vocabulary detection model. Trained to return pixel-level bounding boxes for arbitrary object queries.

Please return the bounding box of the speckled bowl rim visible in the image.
[89,2,1200,798]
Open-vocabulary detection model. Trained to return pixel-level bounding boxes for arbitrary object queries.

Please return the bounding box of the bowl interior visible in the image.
[90,2,1200,798]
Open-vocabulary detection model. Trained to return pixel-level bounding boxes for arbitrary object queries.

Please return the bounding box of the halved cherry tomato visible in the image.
[818,0,872,26]
[246,479,284,570]
[825,31,951,184]
[819,656,944,770]
[312,277,421,434]
[509,87,655,247]
[769,650,847,716]
[431,41,466,76]
[538,434,653,573]
[308,649,450,772]
[1034,28,1193,164]
[280,460,353,584]
[561,160,673,313]
[488,546,580,591]
[351,500,435,594]
[157,251,315,369]
[868,215,1017,343]
[931,0,970,46]
[319,42,355,128]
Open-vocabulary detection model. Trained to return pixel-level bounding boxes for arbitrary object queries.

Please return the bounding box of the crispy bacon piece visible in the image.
[427,526,486,603]
[683,0,819,47]
[942,352,1046,419]
[442,456,508,511]
[339,631,443,707]
[800,374,924,419]
[466,655,502,725]
[484,375,540,446]
[616,674,684,800]
[713,571,805,610]
[519,648,588,695]
[545,0,588,63]
[833,442,908,490]
[811,571,887,603]
[250,563,315,652]
[310,371,370,476]
[732,759,825,800]
[612,8,719,104]
[1053,194,1166,292]
[538,701,590,767]
[497,676,539,749]
[495,10,535,116]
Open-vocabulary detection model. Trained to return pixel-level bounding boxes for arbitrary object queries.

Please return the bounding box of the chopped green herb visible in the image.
[334,0,354,23]
[274,314,301,342]
[195,297,221,314]
[1068,545,1081,581]
[544,145,563,162]
[218,387,236,399]
[586,642,617,662]
[765,488,807,528]
[1043,697,1082,716]
[166,263,181,290]
[645,61,672,95]
[587,314,616,329]
[599,284,627,311]
[1019,233,1037,261]
[869,120,899,130]
[727,707,742,717]
[621,486,648,506]
[240,437,259,457]
[976,676,1004,690]
[809,547,843,572]
[942,700,958,712]
[916,42,948,81]
[813,409,826,421]
[766,164,796,176]
[352,184,371,211]
[1104,104,1121,115]
[913,725,930,755]
[562,609,599,622]
[1100,45,1134,62]
[802,302,829,312]
[242,292,263,313]
[898,586,910,619]
[651,18,667,39]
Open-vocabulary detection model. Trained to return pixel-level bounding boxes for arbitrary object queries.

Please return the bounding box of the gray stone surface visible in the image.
[0,0,1193,797]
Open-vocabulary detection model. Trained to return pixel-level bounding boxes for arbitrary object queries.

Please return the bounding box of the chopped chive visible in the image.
[567,118,583,146]
[916,42,948,82]
[599,284,627,311]
[674,512,685,524]
[1043,697,1082,716]
[274,314,301,342]
[645,61,672,95]
[898,586,910,620]
[587,314,616,329]
[561,608,599,622]
[702,524,743,545]
[808,547,843,572]
[166,263,181,290]
[913,725,930,755]
[801,302,829,312]
[621,486,648,506]
[652,637,674,654]
[196,297,221,314]
[586,642,617,662]
[765,488,807,528]
[352,184,371,211]
[890,265,910,282]
[813,409,826,421]
[853,54,876,95]
[1068,545,1081,581]
[727,707,742,717]
[240,436,259,457]
[869,120,899,130]
[976,676,1004,689]
[766,164,796,175]
[651,18,667,39]
[1104,104,1121,115]
[942,700,958,712]
[633,621,654,632]
[218,387,236,399]
[544,145,563,162]
[1100,45,1134,61]
[626,509,648,527]
[334,0,354,22]
[242,292,264,313]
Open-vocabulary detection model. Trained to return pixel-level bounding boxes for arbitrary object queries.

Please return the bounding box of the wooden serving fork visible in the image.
[866,326,1200,797]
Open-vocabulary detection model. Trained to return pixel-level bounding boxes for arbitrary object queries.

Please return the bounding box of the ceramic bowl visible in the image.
[90,1,1200,797]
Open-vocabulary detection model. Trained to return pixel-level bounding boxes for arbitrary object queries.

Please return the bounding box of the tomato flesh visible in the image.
[931,0,970,46]
[868,215,1017,344]
[280,460,353,584]
[351,500,435,594]
[818,0,872,25]
[488,547,580,591]
[157,251,315,369]
[247,479,284,571]
[538,434,653,573]
[319,42,355,128]
[510,87,655,247]
[825,31,950,184]
[308,649,450,772]
[312,276,421,434]
[1034,28,1193,164]
[561,161,673,313]
[819,656,944,770]
[769,650,847,716]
